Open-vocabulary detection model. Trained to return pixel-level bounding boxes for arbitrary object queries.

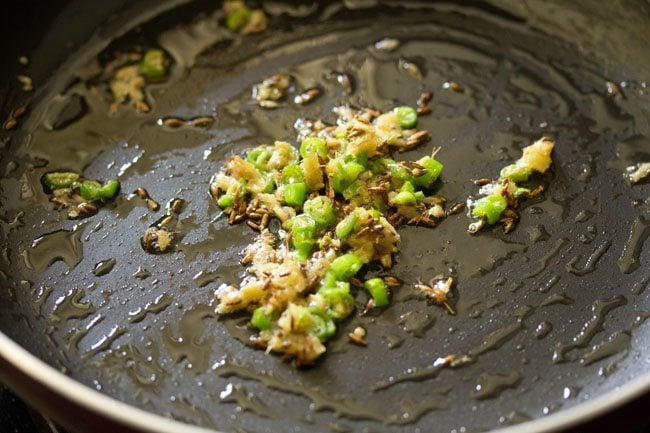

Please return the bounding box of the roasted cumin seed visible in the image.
[443,80,464,92]
[398,58,423,79]
[11,104,28,119]
[448,202,465,215]
[145,198,160,211]
[170,198,185,214]
[293,87,322,105]
[472,177,494,186]
[135,187,149,199]
[159,215,174,227]
[383,276,401,287]
[3,118,17,130]
[190,117,214,128]
[161,117,185,128]
[374,38,400,51]
[77,202,98,217]
[246,220,261,231]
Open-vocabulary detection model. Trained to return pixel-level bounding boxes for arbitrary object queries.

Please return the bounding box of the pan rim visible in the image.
[0,330,648,433]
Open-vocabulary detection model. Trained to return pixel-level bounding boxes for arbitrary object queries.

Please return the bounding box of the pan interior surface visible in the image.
[0,1,649,432]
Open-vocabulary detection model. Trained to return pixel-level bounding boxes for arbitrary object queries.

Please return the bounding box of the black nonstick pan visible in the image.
[0,1,649,433]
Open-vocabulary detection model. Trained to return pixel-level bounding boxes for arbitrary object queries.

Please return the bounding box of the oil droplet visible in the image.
[215,358,393,424]
[539,292,574,307]
[499,411,531,425]
[632,274,649,295]
[400,311,435,338]
[50,288,95,323]
[471,371,522,400]
[193,269,220,287]
[99,344,164,387]
[469,322,523,357]
[31,285,52,313]
[563,386,581,399]
[162,304,215,371]
[22,227,84,272]
[128,293,173,323]
[580,331,631,365]
[552,296,626,363]
[82,324,126,359]
[133,266,151,279]
[218,383,276,419]
[542,402,561,415]
[565,240,612,276]
[93,258,116,276]
[525,238,568,278]
[617,216,650,274]
[535,321,552,339]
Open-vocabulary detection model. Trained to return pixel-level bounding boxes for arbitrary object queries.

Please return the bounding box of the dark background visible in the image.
[2,385,648,433]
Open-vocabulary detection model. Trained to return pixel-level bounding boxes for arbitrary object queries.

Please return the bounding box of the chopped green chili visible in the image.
[300,137,327,159]
[335,213,358,239]
[393,190,417,206]
[225,8,251,32]
[329,253,363,281]
[364,278,389,307]
[42,172,80,191]
[303,196,335,227]
[140,49,167,79]
[394,106,418,129]
[79,179,120,201]
[281,163,305,184]
[500,163,530,183]
[472,194,507,224]
[284,182,307,206]
[251,306,275,330]
[413,156,443,188]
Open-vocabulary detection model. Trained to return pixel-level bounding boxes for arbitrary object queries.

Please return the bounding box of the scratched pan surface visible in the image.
[0,0,649,432]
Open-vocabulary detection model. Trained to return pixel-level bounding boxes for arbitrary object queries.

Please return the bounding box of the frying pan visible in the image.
[0,1,649,432]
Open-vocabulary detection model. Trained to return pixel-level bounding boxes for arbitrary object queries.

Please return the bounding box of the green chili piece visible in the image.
[284,182,307,207]
[335,213,358,239]
[364,278,389,307]
[79,179,119,201]
[388,163,415,184]
[400,181,415,193]
[370,158,395,174]
[318,282,355,320]
[472,194,508,224]
[332,161,365,193]
[99,179,120,199]
[356,152,369,168]
[300,137,327,159]
[80,181,102,201]
[393,191,417,206]
[225,8,251,32]
[329,253,363,281]
[217,194,234,209]
[261,175,275,193]
[394,106,418,129]
[251,306,276,330]
[42,172,80,191]
[247,147,272,170]
[290,214,317,259]
[500,163,530,183]
[303,196,335,228]
[413,156,443,188]
[140,49,166,79]
[309,309,337,340]
[514,187,530,198]
[281,163,305,184]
